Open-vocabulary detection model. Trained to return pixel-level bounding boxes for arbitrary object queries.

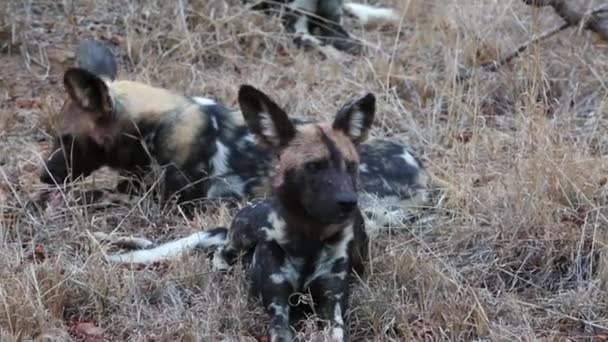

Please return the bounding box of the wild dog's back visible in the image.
[358,139,429,226]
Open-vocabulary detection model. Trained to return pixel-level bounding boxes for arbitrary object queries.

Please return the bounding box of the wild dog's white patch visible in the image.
[333,304,344,325]
[330,326,344,342]
[358,163,368,173]
[294,15,310,36]
[211,141,231,176]
[104,231,226,264]
[262,212,288,244]
[207,141,247,198]
[331,303,346,341]
[270,273,286,284]
[192,96,217,106]
[347,109,366,138]
[259,112,281,146]
[303,225,354,288]
[268,302,289,320]
[343,2,400,26]
[210,115,219,130]
[242,133,257,145]
[212,247,230,271]
[400,148,419,168]
[273,256,303,288]
[207,175,246,199]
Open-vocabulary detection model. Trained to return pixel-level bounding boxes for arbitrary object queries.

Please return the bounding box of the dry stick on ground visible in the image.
[458,3,608,81]
[524,0,608,40]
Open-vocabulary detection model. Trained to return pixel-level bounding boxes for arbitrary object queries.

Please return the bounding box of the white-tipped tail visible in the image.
[104,230,227,264]
[343,2,401,26]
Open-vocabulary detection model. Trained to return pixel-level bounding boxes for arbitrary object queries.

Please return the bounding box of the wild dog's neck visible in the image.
[273,195,355,242]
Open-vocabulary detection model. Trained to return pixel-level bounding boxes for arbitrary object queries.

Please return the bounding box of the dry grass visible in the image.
[1,0,608,340]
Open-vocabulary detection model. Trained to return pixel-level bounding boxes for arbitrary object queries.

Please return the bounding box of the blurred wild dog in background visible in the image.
[40,39,428,223]
[244,0,400,55]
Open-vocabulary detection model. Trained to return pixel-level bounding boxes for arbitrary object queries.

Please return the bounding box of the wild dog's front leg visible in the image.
[250,242,295,342]
[308,263,351,341]
[286,0,317,48]
[212,200,275,271]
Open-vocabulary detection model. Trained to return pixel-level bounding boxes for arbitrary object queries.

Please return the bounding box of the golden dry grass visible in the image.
[1,0,608,340]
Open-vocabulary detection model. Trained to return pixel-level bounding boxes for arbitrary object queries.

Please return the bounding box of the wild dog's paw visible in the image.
[267,328,294,342]
[293,32,321,50]
[293,33,349,61]
[211,250,231,272]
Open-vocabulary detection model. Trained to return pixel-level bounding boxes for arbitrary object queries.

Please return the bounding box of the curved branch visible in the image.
[524,0,608,40]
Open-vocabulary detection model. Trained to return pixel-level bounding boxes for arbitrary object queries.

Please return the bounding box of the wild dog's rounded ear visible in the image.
[238,85,296,149]
[333,93,376,145]
[64,68,113,119]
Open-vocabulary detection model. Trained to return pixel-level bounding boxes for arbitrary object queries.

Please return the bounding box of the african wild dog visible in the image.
[40,39,428,222]
[244,0,400,55]
[40,39,271,209]
[97,84,378,341]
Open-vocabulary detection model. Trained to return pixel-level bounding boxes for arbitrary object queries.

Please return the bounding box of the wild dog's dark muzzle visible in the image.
[335,191,357,216]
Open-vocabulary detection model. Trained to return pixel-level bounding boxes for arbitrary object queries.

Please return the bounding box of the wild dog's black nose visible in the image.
[336,192,357,214]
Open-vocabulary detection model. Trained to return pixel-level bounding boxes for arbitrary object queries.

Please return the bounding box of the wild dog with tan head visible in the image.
[41,39,428,222]
[98,84,378,341]
[40,39,269,209]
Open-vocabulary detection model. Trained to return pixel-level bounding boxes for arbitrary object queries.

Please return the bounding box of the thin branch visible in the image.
[480,21,570,72]
[458,4,607,81]
[524,0,608,40]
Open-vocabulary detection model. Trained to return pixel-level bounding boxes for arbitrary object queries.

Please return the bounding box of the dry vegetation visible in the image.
[1,0,608,340]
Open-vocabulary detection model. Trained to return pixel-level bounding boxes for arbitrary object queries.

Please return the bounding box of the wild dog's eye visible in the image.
[305,160,327,173]
[346,161,358,174]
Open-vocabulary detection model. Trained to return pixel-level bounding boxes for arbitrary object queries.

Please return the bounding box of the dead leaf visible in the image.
[455,131,473,144]
[24,244,46,263]
[70,321,104,342]
[14,97,41,110]
[252,332,269,342]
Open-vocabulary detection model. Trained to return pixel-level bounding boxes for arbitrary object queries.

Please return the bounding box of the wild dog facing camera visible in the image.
[100,85,378,341]
[238,84,375,227]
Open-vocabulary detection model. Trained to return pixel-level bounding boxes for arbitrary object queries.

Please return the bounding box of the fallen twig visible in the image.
[524,0,608,41]
[479,21,570,72]
[458,4,607,81]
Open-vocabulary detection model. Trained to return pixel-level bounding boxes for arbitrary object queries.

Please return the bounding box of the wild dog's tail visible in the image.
[343,2,401,26]
[96,228,228,265]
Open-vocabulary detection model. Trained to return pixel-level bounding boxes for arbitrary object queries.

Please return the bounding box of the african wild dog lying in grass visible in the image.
[244,0,400,55]
[97,84,377,341]
[40,39,428,222]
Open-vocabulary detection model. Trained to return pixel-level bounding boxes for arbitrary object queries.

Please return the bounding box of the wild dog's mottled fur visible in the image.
[245,0,400,55]
[41,40,428,221]
[40,40,269,208]
[99,85,378,341]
